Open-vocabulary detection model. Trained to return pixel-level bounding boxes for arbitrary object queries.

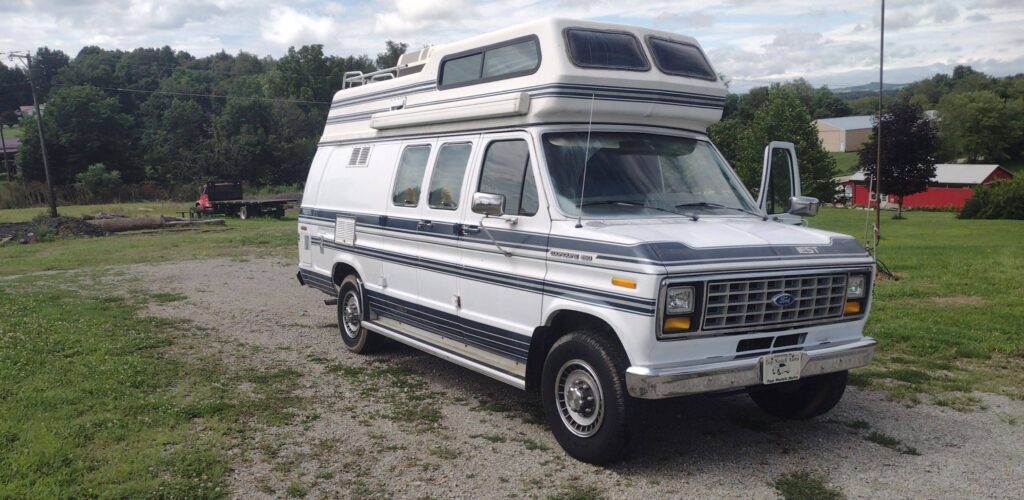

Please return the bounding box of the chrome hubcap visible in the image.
[555,360,604,437]
[341,291,361,339]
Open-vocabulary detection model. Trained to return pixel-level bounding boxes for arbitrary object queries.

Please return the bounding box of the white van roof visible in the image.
[322,17,727,145]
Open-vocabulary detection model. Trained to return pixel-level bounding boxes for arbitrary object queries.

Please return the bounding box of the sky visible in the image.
[1,0,1023,92]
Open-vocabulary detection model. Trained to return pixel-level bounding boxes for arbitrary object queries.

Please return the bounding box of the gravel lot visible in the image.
[130,257,1024,499]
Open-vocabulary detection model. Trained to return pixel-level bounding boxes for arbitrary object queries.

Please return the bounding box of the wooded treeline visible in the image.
[2,41,1021,206]
[0,42,406,189]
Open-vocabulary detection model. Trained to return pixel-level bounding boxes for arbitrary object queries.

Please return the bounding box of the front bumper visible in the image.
[625,337,877,399]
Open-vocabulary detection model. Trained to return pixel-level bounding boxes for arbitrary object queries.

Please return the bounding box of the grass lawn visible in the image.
[0,202,305,496]
[1,124,24,140]
[830,151,861,175]
[0,202,296,276]
[808,208,1024,406]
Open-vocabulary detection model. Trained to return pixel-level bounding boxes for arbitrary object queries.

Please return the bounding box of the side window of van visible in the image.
[392,145,431,207]
[478,140,538,216]
[427,143,472,210]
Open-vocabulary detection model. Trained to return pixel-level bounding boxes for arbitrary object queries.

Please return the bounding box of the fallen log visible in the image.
[163,219,225,227]
[86,216,225,233]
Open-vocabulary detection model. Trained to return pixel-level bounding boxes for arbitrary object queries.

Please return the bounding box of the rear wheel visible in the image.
[541,331,635,465]
[337,275,381,354]
[238,205,250,220]
[748,370,849,419]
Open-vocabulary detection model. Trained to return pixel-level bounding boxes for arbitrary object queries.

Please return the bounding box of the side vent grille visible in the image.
[347,146,372,167]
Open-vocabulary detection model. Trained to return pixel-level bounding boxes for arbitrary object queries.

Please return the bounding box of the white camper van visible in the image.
[297,18,876,464]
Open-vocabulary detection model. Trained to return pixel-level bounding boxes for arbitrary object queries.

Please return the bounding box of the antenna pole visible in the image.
[575,94,596,229]
[873,0,885,260]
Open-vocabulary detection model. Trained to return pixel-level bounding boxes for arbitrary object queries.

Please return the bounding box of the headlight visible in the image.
[847,275,866,299]
[666,286,695,314]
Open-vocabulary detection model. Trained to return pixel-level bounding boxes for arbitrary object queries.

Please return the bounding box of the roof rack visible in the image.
[342,47,431,89]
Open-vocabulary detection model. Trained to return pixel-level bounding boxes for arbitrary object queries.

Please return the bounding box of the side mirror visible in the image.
[471,192,506,217]
[788,196,820,217]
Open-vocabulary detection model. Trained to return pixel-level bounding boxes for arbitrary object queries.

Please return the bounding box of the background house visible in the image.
[839,164,1014,210]
[814,115,874,152]
[1,137,19,164]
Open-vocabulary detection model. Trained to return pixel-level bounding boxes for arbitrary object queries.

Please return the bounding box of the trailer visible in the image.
[190,181,298,219]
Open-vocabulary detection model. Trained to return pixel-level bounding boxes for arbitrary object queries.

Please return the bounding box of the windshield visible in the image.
[542,132,758,218]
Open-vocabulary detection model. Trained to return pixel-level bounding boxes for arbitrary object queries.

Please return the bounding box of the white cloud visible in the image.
[261,6,336,46]
[374,0,475,35]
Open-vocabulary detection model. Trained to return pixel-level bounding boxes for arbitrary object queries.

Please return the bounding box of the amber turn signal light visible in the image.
[611,277,637,289]
[844,300,862,315]
[663,316,692,332]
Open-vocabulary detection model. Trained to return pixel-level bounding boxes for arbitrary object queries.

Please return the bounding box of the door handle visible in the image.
[461,225,481,235]
[416,220,433,231]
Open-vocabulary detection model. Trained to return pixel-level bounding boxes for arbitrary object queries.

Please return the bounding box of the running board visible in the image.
[361,320,527,390]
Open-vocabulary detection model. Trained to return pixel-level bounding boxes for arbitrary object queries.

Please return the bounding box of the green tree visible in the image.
[858,102,939,218]
[710,87,837,201]
[141,99,210,184]
[376,40,408,69]
[30,47,70,101]
[264,45,335,103]
[0,62,30,112]
[16,85,133,184]
[938,91,1024,162]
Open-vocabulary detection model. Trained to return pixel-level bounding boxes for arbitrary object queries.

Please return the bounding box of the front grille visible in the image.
[703,273,847,331]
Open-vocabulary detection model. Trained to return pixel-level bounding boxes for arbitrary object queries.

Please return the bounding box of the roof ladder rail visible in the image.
[342,71,364,89]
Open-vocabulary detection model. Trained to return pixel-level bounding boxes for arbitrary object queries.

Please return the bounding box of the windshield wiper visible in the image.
[580,200,691,218]
[675,202,767,221]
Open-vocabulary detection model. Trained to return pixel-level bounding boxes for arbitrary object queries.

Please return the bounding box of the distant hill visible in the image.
[831,82,908,94]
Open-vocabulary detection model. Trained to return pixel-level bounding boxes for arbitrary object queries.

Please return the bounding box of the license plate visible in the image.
[761,352,803,384]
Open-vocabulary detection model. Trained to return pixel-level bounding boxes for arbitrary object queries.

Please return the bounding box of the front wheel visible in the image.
[337,275,381,354]
[541,331,635,465]
[238,205,250,220]
[748,370,849,419]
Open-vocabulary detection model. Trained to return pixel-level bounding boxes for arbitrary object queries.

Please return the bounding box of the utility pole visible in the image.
[10,51,57,218]
[0,120,10,182]
[873,0,885,260]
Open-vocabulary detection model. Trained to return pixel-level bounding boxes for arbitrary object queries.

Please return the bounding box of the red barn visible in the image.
[838,164,1015,210]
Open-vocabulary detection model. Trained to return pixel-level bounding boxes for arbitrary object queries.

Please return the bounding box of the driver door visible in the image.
[757,141,803,225]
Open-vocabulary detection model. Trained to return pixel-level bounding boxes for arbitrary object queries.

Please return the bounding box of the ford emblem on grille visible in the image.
[771,293,796,307]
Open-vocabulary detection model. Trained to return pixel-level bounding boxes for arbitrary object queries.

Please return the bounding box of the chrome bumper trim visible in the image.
[625,337,877,400]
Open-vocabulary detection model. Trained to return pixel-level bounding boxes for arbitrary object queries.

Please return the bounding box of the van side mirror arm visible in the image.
[478,216,513,257]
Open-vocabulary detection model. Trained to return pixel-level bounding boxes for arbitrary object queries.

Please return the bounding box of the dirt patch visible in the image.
[930,295,986,306]
[0,216,106,244]
[114,258,1024,498]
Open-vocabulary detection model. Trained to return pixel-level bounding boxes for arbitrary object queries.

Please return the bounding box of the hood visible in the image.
[549,217,868,268]
[586,217,840,248]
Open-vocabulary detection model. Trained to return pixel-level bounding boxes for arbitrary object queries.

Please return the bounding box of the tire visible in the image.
[274,207,285,219]
[238,205,250,220]
[748,370,849,420]
[337,275,381,354]
[541,330,635,465]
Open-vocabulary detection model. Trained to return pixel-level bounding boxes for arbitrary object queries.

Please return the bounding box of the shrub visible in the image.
[959,177,1024,219]
[75,163,123,191]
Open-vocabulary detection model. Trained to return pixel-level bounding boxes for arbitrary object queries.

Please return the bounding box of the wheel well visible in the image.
[525,310,621,393]
[331,263,358,285]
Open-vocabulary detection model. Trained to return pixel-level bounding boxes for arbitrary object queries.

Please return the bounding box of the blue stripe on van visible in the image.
[299,268,336,296]
[365,289,530,362]
[317,238,657,315]
[325,83,725,125]
[299,207,869,267]
[331,81,723,111]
